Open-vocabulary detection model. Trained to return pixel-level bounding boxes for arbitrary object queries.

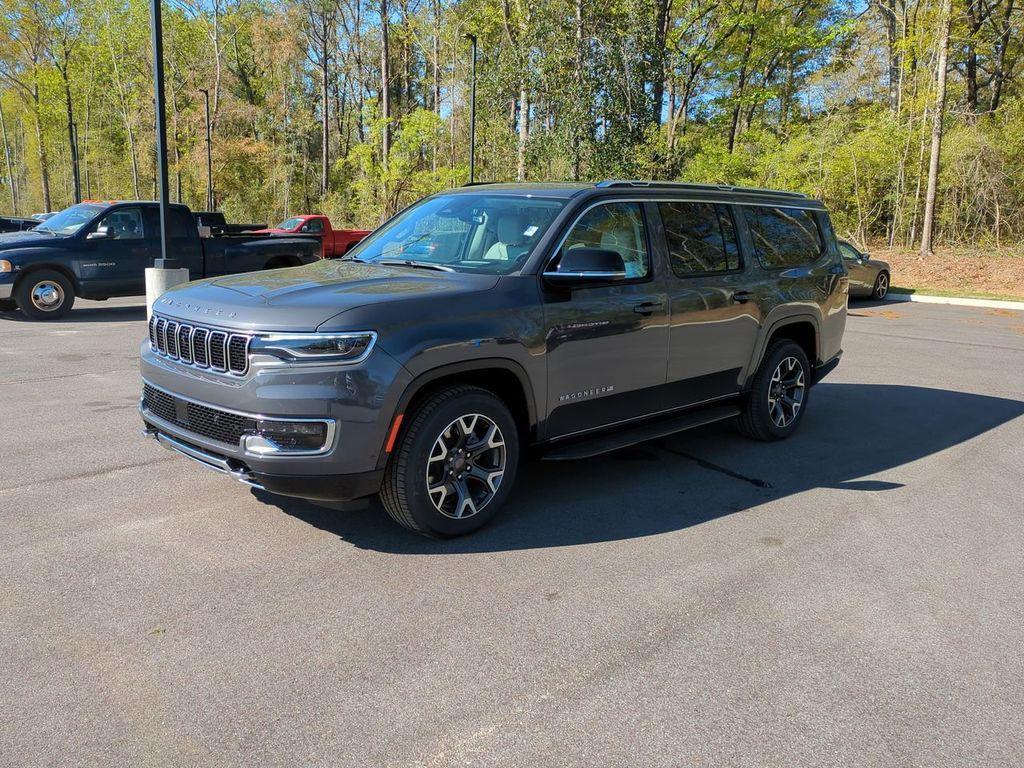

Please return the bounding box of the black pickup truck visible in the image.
[0,201,321,319]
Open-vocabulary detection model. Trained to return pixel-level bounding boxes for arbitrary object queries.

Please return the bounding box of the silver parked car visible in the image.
[839,240,891,300]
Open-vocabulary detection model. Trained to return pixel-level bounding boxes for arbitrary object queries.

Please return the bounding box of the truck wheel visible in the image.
[737,339,810,442]
[380,385,520,537]
[15,270,75,320]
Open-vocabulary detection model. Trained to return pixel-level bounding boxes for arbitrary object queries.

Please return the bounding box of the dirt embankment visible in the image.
[861,245,1024,300]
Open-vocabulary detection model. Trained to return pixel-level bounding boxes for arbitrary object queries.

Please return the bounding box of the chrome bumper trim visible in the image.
[142,426,264,489]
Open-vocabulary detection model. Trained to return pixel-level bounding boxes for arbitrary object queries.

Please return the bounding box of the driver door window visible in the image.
[560,202,650,279]
[302,219,324,234]
[97,208,145,240]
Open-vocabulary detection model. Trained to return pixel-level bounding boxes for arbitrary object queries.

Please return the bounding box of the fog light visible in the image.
[243,420,332,455]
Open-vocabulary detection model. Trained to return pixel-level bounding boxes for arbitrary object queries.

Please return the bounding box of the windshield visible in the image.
[346,193,566,274]
[276,217,304,230]
[36,203,107,236]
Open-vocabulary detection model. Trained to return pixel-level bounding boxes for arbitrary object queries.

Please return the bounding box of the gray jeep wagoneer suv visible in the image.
[139,180,847,537]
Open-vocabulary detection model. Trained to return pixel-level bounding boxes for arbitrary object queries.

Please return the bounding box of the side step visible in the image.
[541,404,741,461]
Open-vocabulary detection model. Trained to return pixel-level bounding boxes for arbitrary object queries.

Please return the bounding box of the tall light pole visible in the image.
[200,88,213,211]
[464,33,477,184]
[149,0,170,263]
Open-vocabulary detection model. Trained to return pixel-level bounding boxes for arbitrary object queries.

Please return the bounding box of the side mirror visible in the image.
[87,225,114,241]
[543,247,627,288]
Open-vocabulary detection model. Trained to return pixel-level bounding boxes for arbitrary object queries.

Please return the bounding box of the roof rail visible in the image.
[594,180,808,199]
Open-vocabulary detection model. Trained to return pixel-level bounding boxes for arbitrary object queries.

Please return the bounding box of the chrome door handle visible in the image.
[732,291,751,304]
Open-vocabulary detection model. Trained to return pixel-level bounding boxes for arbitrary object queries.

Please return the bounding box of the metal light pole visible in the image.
[464,33,477,184]
[149,0,170,263]
[200,88,213,210]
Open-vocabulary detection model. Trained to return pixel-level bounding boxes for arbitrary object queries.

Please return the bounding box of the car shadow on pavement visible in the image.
[0,304,147,323]
[255,383,1024,554]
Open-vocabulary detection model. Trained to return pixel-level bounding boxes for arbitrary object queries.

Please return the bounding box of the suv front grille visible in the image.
[142,384,256,446]
[149,314,251,375]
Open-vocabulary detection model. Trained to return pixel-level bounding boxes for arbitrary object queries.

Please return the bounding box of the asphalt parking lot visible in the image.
[2,297,1023,767]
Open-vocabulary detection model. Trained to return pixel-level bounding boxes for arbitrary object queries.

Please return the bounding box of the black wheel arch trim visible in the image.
[375,357,539,470]
[744,313,822,390]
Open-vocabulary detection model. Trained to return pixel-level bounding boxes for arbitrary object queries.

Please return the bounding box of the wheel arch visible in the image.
[14,262,81,295]
[744,314,821,389]
[377,359,538,469]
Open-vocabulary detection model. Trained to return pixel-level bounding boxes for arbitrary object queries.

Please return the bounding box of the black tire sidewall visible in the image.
[753,341,811,440]
[16,270,75,320]
[399,391,519,537]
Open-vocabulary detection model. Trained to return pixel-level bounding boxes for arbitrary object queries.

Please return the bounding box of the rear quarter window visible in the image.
[742,206,823,269]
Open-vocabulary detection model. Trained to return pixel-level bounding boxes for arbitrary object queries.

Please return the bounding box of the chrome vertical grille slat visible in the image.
[209,331,228,371]
[165,321,179,358]
[192,328,210,367]
[178,325,193,363]
[148,314,250,376]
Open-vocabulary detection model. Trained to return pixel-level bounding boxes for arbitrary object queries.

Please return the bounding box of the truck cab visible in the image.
[260,215,370,259]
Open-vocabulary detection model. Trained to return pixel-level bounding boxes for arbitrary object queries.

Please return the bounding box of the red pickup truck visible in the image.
[258,215,370,259]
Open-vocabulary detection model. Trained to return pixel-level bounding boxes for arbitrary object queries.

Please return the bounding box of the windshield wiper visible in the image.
[378,259,455,273]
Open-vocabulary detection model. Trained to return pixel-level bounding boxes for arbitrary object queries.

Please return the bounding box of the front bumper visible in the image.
[142,425,384,500]
[139,336,411,498]
[0,281,12,300]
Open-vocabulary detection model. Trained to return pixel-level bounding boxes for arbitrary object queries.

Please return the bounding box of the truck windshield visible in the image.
[35,203,107,236]
[276,217,304,230]
[346,193,566,274]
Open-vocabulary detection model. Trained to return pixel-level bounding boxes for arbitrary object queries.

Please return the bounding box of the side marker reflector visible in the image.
[385,414,404,453]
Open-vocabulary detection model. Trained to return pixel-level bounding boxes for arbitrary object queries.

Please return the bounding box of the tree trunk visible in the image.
[321,26,330,198]
[32,88,51,212]
[919,0,951,257]
[0,99,17,213]
[380,0,391,169]
[517,83,528,180]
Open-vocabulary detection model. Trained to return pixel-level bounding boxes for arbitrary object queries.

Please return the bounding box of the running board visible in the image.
[541,405,740,461]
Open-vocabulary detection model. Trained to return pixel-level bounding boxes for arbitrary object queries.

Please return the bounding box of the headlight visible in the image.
[0,260,12,273]
[250,331,377,364]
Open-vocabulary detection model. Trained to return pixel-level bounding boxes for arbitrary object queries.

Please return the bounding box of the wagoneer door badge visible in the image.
[558,385,615,403]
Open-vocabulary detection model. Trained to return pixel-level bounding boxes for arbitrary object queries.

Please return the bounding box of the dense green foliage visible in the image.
[0,0,1021,246]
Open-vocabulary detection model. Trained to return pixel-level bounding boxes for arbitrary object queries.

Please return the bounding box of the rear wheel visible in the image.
[737,339,810,441]
[872,271,889,300]
[15,270,75,320]
[381,385,519,537]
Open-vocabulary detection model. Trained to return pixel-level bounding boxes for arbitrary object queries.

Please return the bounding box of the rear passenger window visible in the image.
[743,206,822,268]
[659,202,740,276]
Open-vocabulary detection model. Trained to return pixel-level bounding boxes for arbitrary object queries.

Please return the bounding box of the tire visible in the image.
[737,339,811,441]
[872,271,889,300]
[380,385,520,537]
[15,269,75,320]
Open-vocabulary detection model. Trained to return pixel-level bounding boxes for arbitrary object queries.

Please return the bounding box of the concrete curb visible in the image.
[883,292,1024,312]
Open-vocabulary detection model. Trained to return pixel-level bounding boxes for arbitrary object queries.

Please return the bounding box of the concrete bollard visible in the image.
[145,259,190,319]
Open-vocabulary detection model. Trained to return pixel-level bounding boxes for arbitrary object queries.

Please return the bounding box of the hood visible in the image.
[153,259,501,332]
[0,229,60,250]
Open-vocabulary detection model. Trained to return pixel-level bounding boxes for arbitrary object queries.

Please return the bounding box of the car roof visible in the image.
[443,180,824,207]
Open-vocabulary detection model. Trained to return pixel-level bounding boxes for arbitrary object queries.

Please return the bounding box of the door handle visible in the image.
[732,291,751,304]
[632,301,665,316]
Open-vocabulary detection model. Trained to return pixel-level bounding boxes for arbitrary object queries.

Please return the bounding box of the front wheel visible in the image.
[15,270,76,320]
[380,385,519,537]
[872,271,889,300]
[737,339,810,441]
